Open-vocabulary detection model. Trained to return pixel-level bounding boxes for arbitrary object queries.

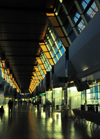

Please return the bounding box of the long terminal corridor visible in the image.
[0,0,100,138]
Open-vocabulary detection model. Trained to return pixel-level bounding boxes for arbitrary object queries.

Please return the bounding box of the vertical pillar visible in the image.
[45,77,46,107]
[51,67,54,112]
[85,90,87,110]
[64,90,66,104]
[64,83,67,105]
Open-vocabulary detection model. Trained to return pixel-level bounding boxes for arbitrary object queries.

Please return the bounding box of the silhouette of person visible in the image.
[0,106,4,113]
[8,99,13,113]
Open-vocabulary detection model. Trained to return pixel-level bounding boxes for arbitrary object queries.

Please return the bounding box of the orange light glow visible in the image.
[34,66,39,72]
[33,72,40,83]
[39,43,45,45]
[40,44,48,52]
[13,78,14,82]
[33,72,37,77]
[50,5,53,8]
[7,75,9,79]
[35,76,39,81]
[46,13,55,16]
[31,79,35,82]
[31,80,35,83]
[43,70,47,74]
[48,59,54,65]
[31,76,35,79]
[2,68,4,73]
[35,81,38,86]
[40,64,45,70]
[31,80,36,84]
[36,57,43,64]
[2,60,5,68]
[37,71,41,76]
[31,82,35,85]
[39,76,43,80]
[10,74,12,80]
[44,52,51,58]
[4,74,6,80]
[7,68,10,75]
[8,79,10,83]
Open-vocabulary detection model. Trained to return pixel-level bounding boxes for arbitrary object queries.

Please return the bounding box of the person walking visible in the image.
[8,99,13,114]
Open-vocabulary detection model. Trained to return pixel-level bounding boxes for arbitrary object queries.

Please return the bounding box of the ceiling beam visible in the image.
[0,22,46,25]
[2,46,40,48]
[5,55,39,57]
[0,6,54,13]
[0,39,44,42]
[11,64,36,66]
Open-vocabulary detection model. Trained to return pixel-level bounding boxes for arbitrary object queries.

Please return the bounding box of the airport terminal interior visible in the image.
[0,0,100,138]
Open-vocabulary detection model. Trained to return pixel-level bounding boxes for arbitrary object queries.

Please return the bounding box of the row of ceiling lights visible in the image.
[1,60,20,92]
[5,8,62,94]
[29,42,55,93]
[29,6,63,93]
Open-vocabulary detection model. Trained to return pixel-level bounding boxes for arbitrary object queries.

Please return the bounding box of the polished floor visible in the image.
[0,103,100,139]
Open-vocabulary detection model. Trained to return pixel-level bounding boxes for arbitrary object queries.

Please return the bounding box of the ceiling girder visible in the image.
[0,6,54,13]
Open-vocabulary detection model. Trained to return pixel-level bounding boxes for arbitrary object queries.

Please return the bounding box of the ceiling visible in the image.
[0,0,56,93]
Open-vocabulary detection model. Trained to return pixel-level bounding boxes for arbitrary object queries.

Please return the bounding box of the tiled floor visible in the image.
[0,103,100,139]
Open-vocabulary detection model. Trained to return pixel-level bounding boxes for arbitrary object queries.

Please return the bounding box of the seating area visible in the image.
[73,109,100,125]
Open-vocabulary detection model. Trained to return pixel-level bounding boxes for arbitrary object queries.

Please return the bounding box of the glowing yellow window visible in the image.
[40,44,48,52]
[2,60,5,68]
[43,70,47,74]
[40,64,45,70]
[44,52,51,58]
[48,59,54,65]
[40,76,43,80]
[36,57,43,64]
[34,66,39,72]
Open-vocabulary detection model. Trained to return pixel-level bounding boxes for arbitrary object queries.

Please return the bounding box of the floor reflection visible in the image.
[0,104,100,139]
